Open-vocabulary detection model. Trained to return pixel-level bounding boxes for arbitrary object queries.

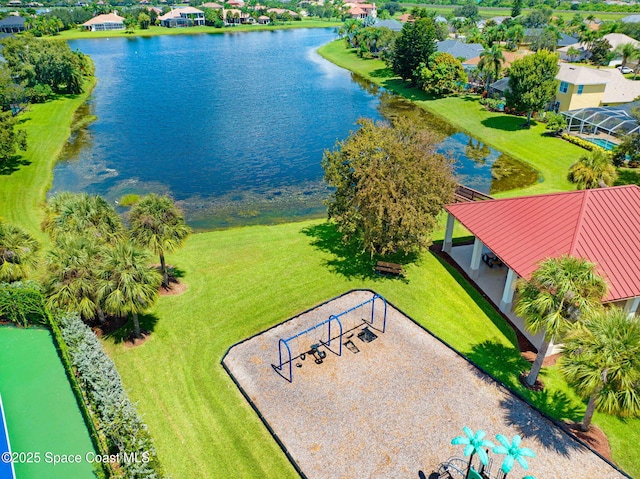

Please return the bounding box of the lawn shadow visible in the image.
[430,251,521,348]
[0,155,31,175]
[466,341,585,455]
[301,221,415,281]
[481,115,537,132]
[104,312,160,344]
[369,67,394,78]
[615,168,640,186]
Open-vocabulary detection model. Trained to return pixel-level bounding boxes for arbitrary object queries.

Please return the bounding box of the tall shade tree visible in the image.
[322,117,456,255]
[45,235,106,323]
[0,220,39,282]
[511,0,523,18]
[515,255,607,388]
[43,192,124,243]
[506,50,559,126]
[391,17,437,84]
[560,308,640,431]
[567,149,617,189]
[97,241,161,339]
[477,45,505,92]
[417,52,467,95]
[129,194,191,288]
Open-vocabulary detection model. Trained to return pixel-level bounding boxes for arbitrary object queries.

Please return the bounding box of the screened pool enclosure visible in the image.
[561,106,640,150]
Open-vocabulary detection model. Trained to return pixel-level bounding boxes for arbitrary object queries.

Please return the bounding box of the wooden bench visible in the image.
[375,261,403,276]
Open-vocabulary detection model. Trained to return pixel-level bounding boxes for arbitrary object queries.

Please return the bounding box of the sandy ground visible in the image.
[224,290,626,479]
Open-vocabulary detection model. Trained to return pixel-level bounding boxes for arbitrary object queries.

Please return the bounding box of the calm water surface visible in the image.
[53,29,537,230]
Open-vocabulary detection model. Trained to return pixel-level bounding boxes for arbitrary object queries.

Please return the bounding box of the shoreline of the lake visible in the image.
[317,39,584,197]
[53,19,341,41]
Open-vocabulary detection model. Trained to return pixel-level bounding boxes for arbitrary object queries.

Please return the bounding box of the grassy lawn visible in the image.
[0,327,97,479]
[101,220,640,478]
[318,40,585,197]
[57,20,341,40]
[0,78,95,240]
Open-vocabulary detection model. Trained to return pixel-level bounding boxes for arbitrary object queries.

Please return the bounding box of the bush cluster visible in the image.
[561,133,606,153]
[56,312,166,479]
[0,281,47,326]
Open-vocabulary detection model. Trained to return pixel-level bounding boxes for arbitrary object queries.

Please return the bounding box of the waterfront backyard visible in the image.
[1,28,639,479]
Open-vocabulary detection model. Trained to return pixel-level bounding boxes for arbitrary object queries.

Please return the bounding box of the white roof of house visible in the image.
[556,64,612,85]
[621,14,640,23]
[602,33,640,49]
[602,69,640,103]
[82,13,124,25]
[159,7,203,20]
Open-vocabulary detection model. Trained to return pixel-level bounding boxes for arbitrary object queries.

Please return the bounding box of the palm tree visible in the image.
[615,42,638,68]
[566,46,581,62]
[43,192,124,244]
[506,24,524,49]
[560,307,640,432]
[129,194,191,288]
[451,427,495,477]
[477,45,504,92]
[0,220,39,282]
[45,235,106,323]
[515,255,607,388]
[97,241,161,338]
[493,434,536,477]
[567,149,617,189]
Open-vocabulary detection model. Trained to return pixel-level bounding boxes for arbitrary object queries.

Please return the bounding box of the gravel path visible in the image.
[224,290,626,479]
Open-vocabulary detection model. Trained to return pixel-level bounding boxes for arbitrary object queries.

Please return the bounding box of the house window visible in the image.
[560,81,569,94]
[577,85,584,95]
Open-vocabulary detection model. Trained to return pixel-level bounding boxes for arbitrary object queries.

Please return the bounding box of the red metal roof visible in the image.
[445,185,640,302]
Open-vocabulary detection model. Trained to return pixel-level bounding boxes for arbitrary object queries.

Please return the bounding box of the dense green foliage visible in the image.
[0,281,46,326]
[129,194,191,287]
[544,112,566,136]
[57,312,165,478]
[0,220,39,282]
[590,38,614,66]
[477,45,504,92]
[515,256,608,387]
[322,118,456,255]
[561,308,640,431]
[1,36,89,95]
[417,52,467,95]
[0,111,27,168]
[567,149,617,189]
[391,18,437,83]
[613,133,640,166]
[506,50,559,125]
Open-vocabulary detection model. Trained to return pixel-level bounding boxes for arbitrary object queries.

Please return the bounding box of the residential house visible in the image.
[372,18,402,32]
[554,63,640,111]
[266,8,298,18]
[223,8,253,25]
[159,7,205,27]
[397,13,413,23]
[201,2,223,9]
[226,0,244,7]
[81,13,125,31]
[257,15,270,24]
[558,33,640,63]
[436,39,484,62]
[464,50,530,72]
[345,3,376,19]
[621,14,640,23]
[0,14,26,33]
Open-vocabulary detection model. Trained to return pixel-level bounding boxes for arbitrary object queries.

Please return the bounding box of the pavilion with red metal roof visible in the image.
[443,185,640,325]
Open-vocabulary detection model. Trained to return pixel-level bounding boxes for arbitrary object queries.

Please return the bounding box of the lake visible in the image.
[53,29,537,230]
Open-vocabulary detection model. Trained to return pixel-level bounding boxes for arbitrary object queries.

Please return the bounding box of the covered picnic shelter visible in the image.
[443,185,640,349]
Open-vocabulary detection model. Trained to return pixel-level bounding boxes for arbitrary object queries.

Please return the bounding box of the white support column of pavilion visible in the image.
[500,267,519,313]
[443,212,455,254]
[624,297,640,318]
[469,237,483,279]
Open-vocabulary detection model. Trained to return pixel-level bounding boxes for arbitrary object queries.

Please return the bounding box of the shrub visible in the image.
[119,193,141,207]
[561,133,606,152]
[56,312,166,478]
[26,84,54,103]
[0,281,47,326]
[544,112,566,135]
[479,97,504,112]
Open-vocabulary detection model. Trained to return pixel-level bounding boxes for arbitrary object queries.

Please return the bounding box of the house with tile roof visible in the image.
[345,2,376,19]
[437,39,484,61]
[0,14,26,33]
[159,7,205,27]
[554,63,640,111]
[81,13,125,31]
[443,185,640,350]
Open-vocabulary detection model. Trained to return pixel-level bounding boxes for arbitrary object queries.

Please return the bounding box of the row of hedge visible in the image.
[561,133,608,153]
[55,312,166,479]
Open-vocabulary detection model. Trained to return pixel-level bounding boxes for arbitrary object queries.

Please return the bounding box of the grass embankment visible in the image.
[0,77,96,240]
[57,19,341,40]
[318,39,585,197]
